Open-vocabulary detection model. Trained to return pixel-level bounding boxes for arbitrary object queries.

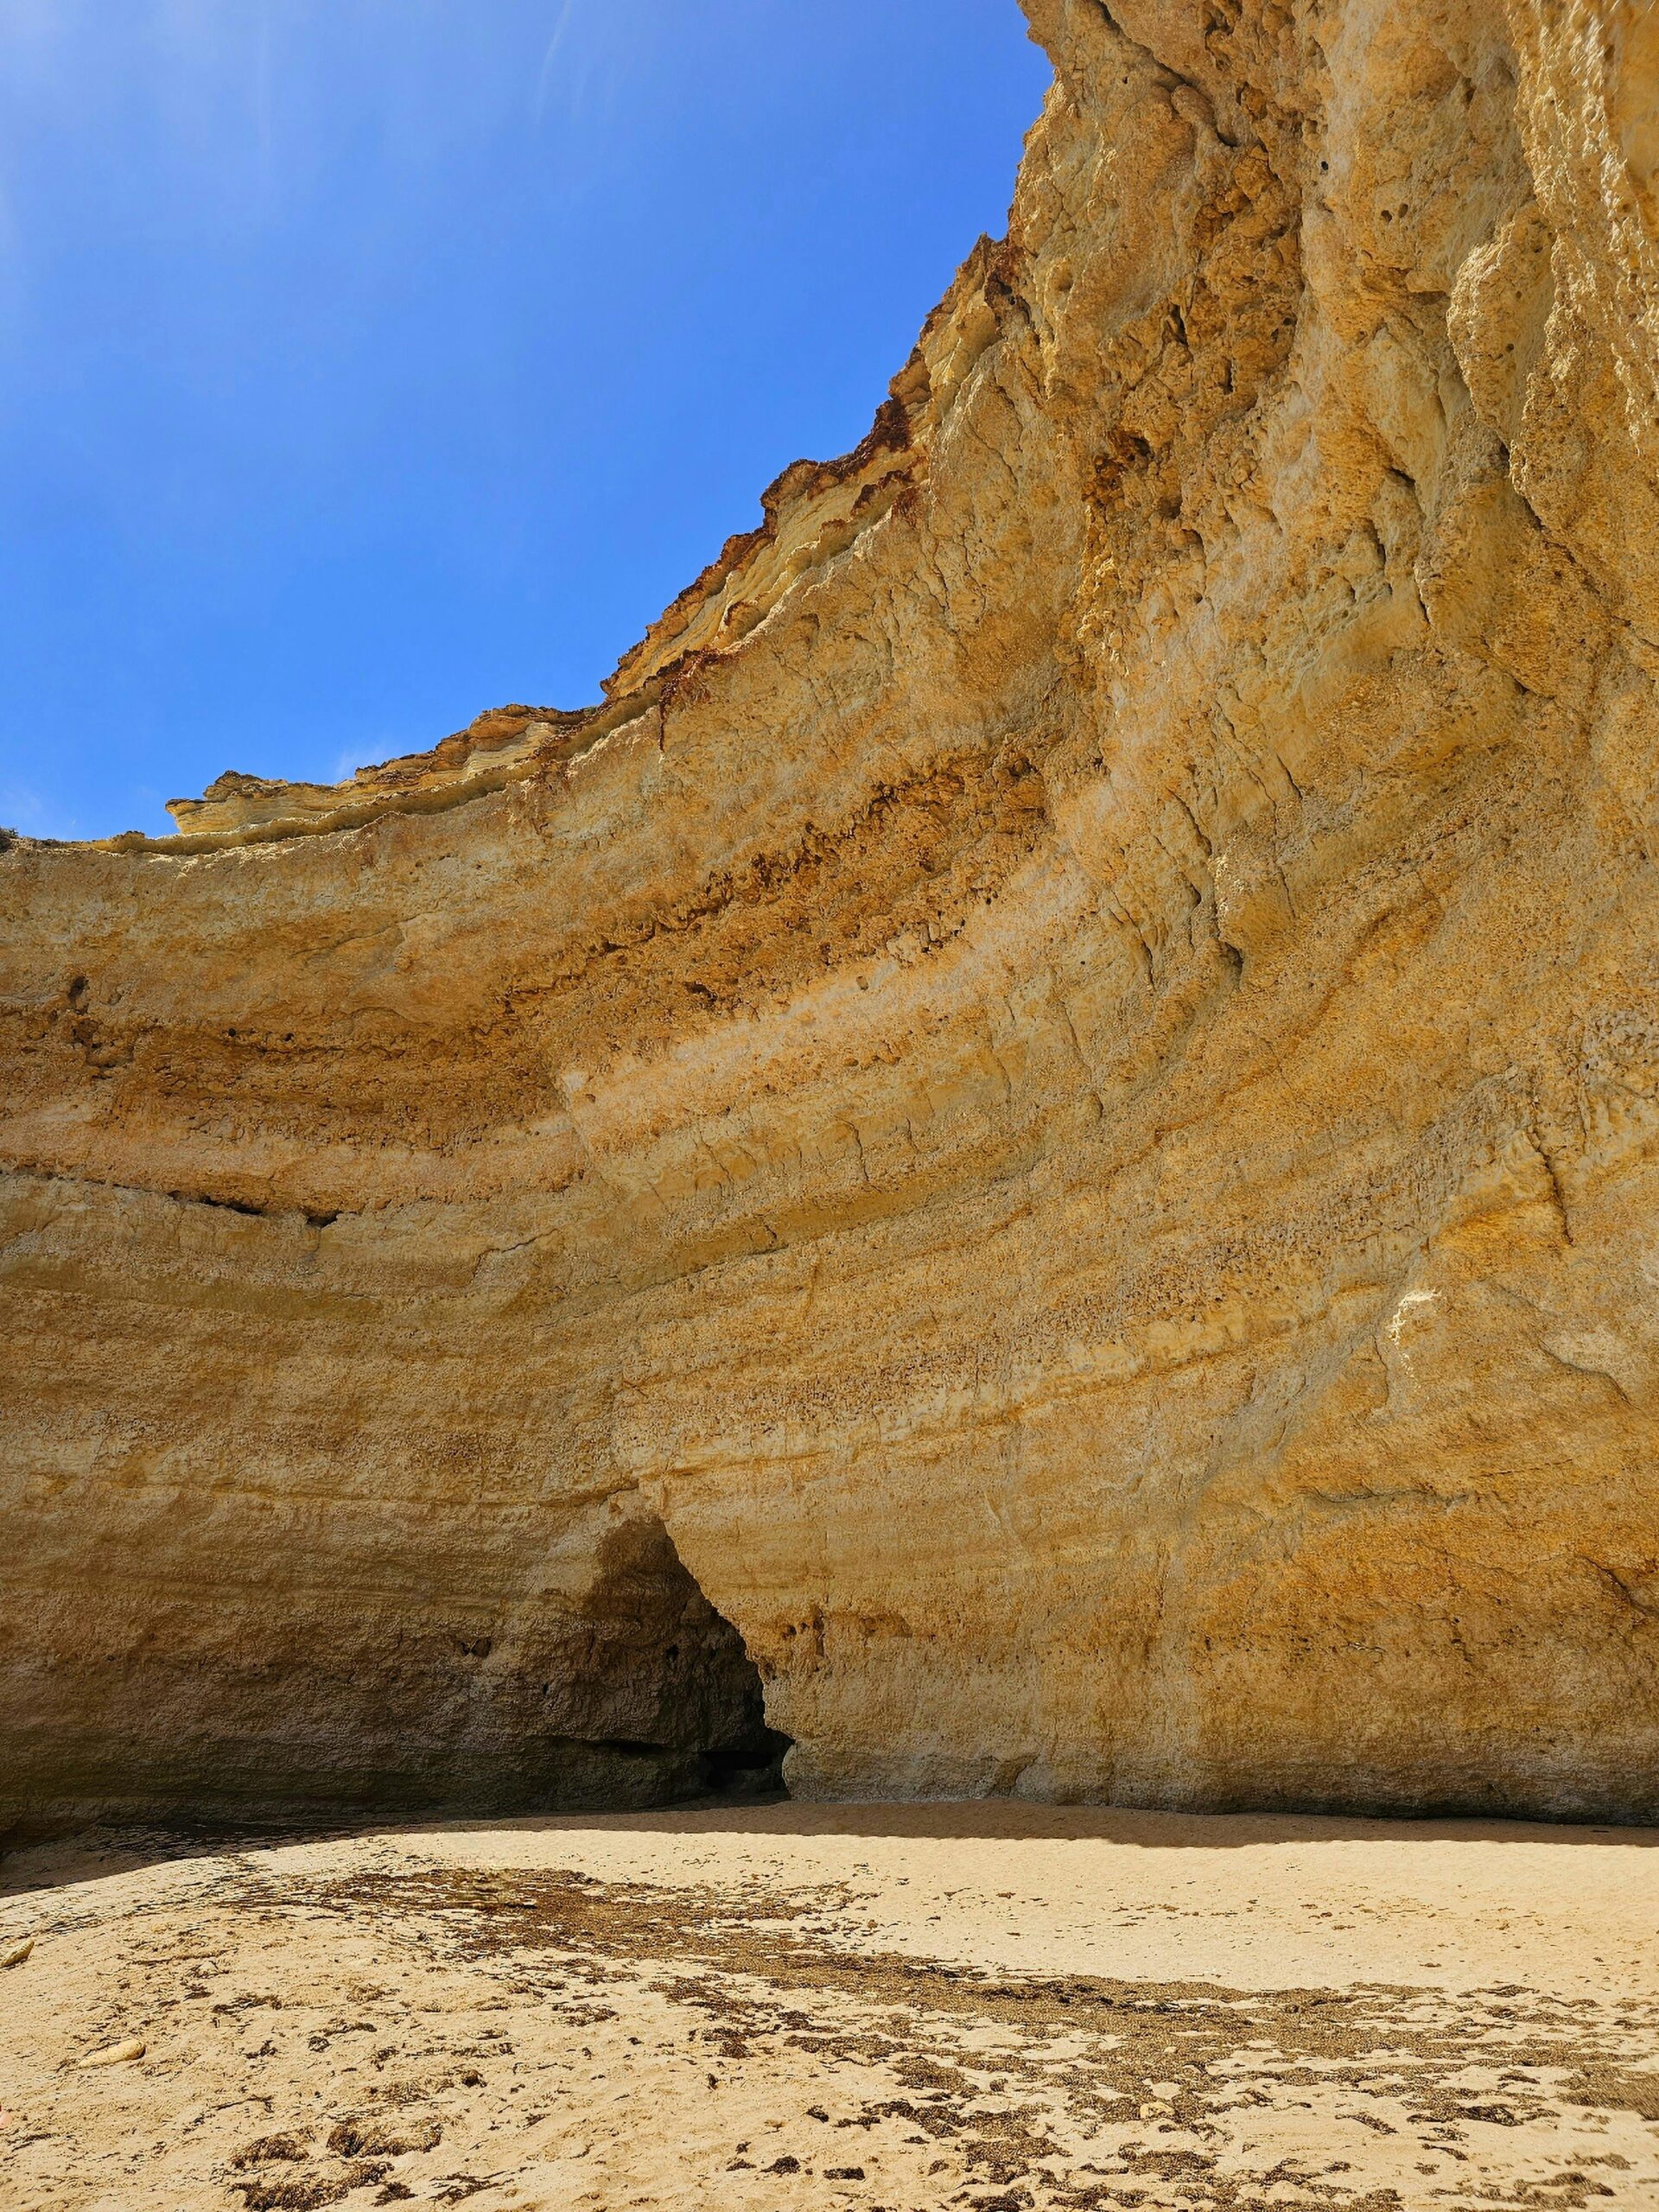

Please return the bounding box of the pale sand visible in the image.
[3,1804,1657,2209]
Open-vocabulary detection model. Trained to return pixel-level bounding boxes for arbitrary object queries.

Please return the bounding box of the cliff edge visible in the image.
[4,0,1659,1829]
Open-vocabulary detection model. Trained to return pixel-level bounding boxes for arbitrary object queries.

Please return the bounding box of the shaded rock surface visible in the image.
[4,0,1659,1827]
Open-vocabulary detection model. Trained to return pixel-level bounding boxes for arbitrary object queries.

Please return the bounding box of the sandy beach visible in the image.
[3,1802,1657,2209]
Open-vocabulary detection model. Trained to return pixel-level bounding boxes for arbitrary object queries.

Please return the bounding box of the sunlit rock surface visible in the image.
[4,0,1659,1830]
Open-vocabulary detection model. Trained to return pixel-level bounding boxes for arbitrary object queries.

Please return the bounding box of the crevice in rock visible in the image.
[0,1514,790,1848]
[571,1512,791,1805]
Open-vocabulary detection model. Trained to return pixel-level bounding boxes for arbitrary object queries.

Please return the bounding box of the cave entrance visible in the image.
[580,1512,791,1802]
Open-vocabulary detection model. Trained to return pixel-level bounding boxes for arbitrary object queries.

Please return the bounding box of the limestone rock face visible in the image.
[5,0,1659,1830]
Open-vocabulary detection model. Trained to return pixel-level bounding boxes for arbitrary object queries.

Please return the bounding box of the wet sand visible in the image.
[3,1802,1657,2209]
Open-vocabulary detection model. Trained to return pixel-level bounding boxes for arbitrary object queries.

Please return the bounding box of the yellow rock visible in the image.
[3,0,1658,1827]
[77,2040,145,2069]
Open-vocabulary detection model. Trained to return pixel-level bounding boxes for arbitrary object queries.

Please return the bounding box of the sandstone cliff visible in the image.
[4,0,1659,1831]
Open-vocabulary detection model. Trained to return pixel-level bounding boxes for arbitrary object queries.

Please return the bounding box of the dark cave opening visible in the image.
[574,1513,792,1804]
[0,1513,794,1844]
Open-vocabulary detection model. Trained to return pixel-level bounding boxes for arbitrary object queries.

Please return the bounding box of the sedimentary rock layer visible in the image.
[4,0,1659,1828]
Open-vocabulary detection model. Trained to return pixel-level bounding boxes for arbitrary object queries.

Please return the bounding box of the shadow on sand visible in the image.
[5,1791,1656,1899]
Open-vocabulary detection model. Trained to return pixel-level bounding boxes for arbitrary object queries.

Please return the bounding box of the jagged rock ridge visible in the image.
[3,0,1659,1829]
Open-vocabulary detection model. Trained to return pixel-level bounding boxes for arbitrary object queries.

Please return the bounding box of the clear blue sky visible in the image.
[0,2,1050,842]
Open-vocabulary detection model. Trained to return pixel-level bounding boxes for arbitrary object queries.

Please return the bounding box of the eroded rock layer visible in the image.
[4,0,1659,1829]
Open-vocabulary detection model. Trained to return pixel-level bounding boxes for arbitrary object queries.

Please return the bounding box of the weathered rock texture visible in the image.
[5,0,1659,1830]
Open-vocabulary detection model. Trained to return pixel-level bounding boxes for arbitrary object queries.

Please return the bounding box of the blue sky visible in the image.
[0,2,1050,842]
